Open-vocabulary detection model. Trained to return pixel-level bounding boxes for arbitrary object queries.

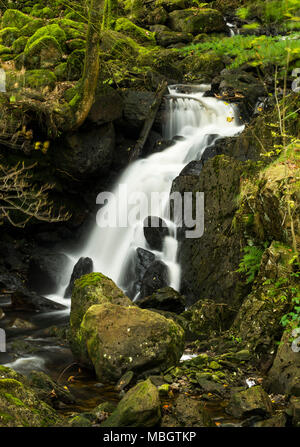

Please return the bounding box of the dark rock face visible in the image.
[143,216,170,251]
[171,155,245,306]
[0,273,65,311]
[64,257,93,298]
[137,286,186,314]
[88,87,123,125]
[136,248,156,280]
[226,386,273,418]
[28,251,69,295]
[55,123,115,179]
[140,260,169,298]
[121,89,156,133]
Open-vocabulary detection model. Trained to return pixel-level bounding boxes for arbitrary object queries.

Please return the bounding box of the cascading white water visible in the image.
[49,84,244,304]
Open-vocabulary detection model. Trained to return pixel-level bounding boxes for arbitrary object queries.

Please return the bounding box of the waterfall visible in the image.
[49,84,244,304]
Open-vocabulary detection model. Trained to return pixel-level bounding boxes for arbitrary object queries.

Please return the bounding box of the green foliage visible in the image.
[237,245,265,283]
[179,33,300,69]
[236,6,250,20]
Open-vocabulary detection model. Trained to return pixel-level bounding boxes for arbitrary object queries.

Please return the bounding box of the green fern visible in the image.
[237,246,264,283]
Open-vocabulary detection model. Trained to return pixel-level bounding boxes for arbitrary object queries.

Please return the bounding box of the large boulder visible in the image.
[168,8,226,34]
[79,302,185,381]
[266,329,300,396]
[55,123,115,180]
[28,251,70,295]
[64,257,93,298]
[155,29,193,47]
[226,386,273,419]
[121,89,156,133]
[101,379,161,427]
[140,260,169,298]
[161,393,213,427]
[137,287,185,314]
[88,87,123,125]
[21,36,63,69]
[69,272,132,365]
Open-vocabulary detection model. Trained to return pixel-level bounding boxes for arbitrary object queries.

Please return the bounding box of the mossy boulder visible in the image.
[24,69,57,90]
[161,393,213,427]
[148,6,168,25]
[226,385,273,418]
[54,62,68,81]
[66,38,86,52]
[79,302,185,381]
[180,53,224,82]
[19,18,44,38]
[168,8,226,34]
[69,272,132,365]
[0,27,20,47]
[12,36,28,54]
[115,18,156,44]
[0,366,60,427]
[32,7,56,19]
[25,24,66,51]
[101,379,161,427]
[54,19,86,40]
[23,36,63,69]
[137,286,186,314]
[0,44,12,56]
[155,29,193,47]
[1,9,32,29]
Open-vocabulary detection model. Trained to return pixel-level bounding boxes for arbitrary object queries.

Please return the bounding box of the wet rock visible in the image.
[0,273,65,312]
[56,123,115,180]
[182,298,235,340]
[115,371,134,392]
[121,89,156,133]
[161,393,213,427]
[168,8,226,34]
[171,155,245,306]
[254,412,287,427]
[137,286,185,314]
[155,29,193,47]
[101,379,161,427]
[28,251,70,295]
[28,370,75,408]
[88,87,123,125]
[64,257,93,298]
[79,302,185,382]
[69,272,132,366]
[9,318,36,330]
[226,386,273,418]
[143,216,170,251]
[266,329,300,396]
[196,377,225,395]
[0,365,60,427]
[140,260,169,298]
[136,248,156,280]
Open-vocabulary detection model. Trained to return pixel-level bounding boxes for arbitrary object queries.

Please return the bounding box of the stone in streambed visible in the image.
[143,216,170,251]
[69,272,132,366]
[79,302,185,382]
[168,8,226,34]
[140,260,169,298]
[137,286,185,314]
[226,385,273,418]
[101,379,161,427]
[28,251,69,295]
[64,257,93,298]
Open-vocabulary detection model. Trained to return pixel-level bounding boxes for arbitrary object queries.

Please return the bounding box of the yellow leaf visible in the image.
[227,117,234,122]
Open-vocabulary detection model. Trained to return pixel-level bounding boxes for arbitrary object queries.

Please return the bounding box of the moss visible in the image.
[66,49,85,80]
[115,18,156,44]
[12,36,28,54]
[2,9,33,29]
[4,393,25,407]
[54,62,68,81]
[0,379,23,390]
[20,18,44,37]
[25,24,66,51]
[0,27,21,47]
[0,44,12,55]
[54,18,86,40]
[66,38,86,51]
[23,35,63,69]
[33,7,56,19]
[24,69,57,90]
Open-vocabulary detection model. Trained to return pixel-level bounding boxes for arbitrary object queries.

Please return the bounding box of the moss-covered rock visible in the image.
[0,27,20,47]
[101,379,161,427]
[115,18,156,44]
[1,9,32,29]
[25,24,66,51]
[12,35,28,54]
[32,6,56,19]
[0,366,60,427]
[168,8,226,34]
[54,62,68,81]
[19,18,44,38]
[180,52,224,82]
[0,44,12,55]
[148,6,168,25]
[69,272,132,365]
[154,29,193,47]
[66,38,86,52]
[79,302,185,381]
[226,385,273,418]
[24,69,57,90]
[54,18,86,40]
[161,393,214,427]
[23,35,63,69]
